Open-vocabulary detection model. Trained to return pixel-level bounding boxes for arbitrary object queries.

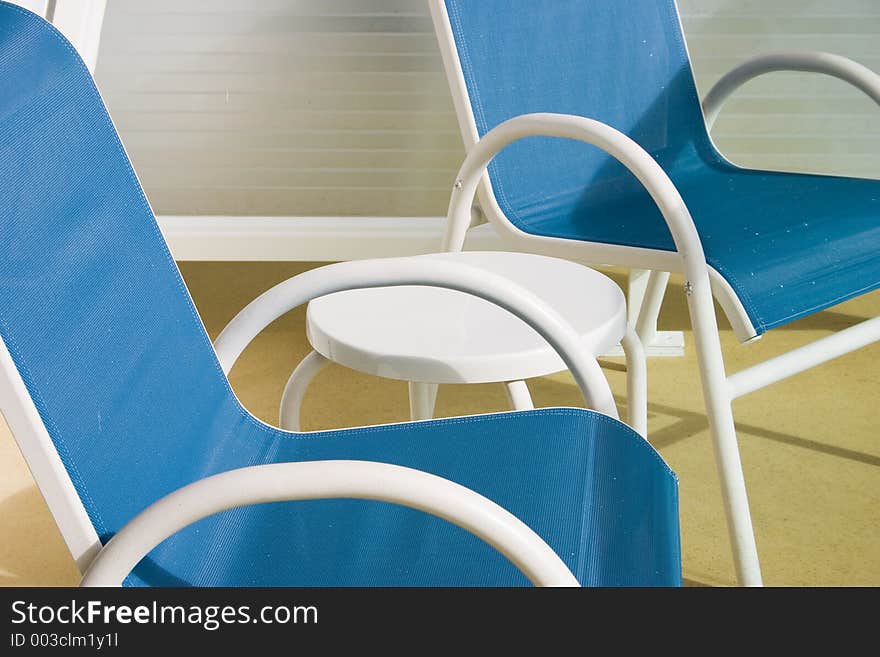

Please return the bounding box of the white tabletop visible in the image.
[306,251,626,384]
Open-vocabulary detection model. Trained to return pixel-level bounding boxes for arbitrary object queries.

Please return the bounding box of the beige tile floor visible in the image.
[1,261,878,586]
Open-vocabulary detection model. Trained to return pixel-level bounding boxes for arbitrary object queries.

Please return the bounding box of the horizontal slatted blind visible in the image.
[679,0,880,175]
[93,0,880,217]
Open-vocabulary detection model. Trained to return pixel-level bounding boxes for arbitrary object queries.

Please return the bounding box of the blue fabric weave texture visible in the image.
[0,3,680,586]
[445,0,880,335]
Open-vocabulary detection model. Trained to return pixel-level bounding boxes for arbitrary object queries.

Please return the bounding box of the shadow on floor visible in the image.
[529,369,879,467]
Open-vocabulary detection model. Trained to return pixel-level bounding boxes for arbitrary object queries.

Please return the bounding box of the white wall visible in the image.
[93,0,880,219]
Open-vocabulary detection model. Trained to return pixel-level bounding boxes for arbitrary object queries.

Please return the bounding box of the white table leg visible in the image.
[279,350,329,431]
[504,380,535,411]
[624,269,684,357]
[408,382,439,421]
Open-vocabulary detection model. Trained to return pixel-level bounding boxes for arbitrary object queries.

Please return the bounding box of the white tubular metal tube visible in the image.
[408,381,440,421]
[504,380,535,411]
[634,270,670,345]
[728,316,880,400]
[627,269,652,325]
[214,255,618,419]
[442,113,761,585]
[702,51,880,131]
[620,326,647,437]
[80,460,580,587]
[442,113,711,301]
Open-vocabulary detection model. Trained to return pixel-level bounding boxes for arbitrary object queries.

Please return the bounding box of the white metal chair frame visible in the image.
[430,0,880,587]
[81,460,579,587]
[1,255,618,584]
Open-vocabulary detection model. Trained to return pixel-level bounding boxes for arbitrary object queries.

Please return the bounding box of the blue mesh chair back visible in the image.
[0,3,680,586]
[444,0,880,335]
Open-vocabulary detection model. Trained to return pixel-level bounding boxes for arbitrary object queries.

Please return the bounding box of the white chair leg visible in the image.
[627,268,651,325]
[620,326,647,437]
[688,289,763,586]
[634,270,670,346]
[408,382,439,421]
[504,380,535,411]
[279,350,329,431]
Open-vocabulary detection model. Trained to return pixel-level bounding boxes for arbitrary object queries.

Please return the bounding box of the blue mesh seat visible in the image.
[442,0,880,335]
[0,3,680,586]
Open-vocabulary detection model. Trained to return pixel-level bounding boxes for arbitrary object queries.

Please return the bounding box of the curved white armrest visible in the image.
[443,112,709,298]
[80,460,579,587]
[702,51,880,131]
[443,113,731,428]
[214,255,618,418]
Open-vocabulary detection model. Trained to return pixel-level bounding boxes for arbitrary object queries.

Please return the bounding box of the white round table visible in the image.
[280,252,646,434]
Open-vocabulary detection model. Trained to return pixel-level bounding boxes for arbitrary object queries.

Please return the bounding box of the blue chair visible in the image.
[0,2,680,587]
[429,0,880,586]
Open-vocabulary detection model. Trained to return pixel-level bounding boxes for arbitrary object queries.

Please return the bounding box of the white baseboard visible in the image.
[157,215,684,356]
[157,215,502,261]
